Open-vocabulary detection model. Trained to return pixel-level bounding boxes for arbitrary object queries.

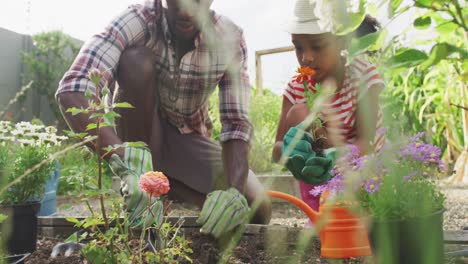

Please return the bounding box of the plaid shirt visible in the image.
[56,0,252,143]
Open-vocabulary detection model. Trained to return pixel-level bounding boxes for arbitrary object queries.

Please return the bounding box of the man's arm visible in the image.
[55,3,160,158]
[217,30,253,192]
[57,92,123,159]
[222,140,249,193]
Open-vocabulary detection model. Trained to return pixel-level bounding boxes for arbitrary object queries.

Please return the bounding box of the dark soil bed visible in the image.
[25,232,365,264]
[23,234,466,264]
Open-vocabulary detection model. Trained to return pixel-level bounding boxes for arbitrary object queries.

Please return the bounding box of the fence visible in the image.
[0,27,82,125]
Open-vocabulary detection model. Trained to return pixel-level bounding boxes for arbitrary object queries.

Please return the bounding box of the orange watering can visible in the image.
[267,190,372,259]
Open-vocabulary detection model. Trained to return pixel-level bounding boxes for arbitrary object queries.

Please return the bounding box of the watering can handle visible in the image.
[267,190,318,223]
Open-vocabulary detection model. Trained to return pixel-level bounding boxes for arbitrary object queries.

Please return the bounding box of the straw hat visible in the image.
[286,0,334,34]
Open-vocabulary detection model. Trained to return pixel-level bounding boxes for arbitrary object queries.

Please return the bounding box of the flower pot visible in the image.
[0,202,40,254]
[38,161,60,216]
[2,253,30,264]
[369,210,444,264]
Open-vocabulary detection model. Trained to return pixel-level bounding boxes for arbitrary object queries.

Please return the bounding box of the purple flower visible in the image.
[312,132,445,203]
[364,176,382,194]
[310,185,327,197]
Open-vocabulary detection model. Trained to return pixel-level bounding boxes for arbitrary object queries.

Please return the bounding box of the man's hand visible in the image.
[109,147,163,227]
[196,188,250,238]
[301,148,336,184]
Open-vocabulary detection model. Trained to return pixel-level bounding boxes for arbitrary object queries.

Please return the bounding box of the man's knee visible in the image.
[118,47,155,86]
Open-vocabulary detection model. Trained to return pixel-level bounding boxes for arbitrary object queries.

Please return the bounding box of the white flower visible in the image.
[17,139,35,146]
[45,126,57,134]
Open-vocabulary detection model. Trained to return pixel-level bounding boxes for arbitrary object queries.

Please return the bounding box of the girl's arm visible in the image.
[272,97,294,162]
[354,85,384,155]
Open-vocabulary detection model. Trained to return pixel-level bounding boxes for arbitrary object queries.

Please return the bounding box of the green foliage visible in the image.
[358,175,445,220]
[63,70,193,263]
[21,31,80,128]
[209,88,282,173]
[346,0,467,166]
[0,145,53,204]
[56,146,112,196]
[66,205,193,264]
[249,90,283,172]
[0,121,66,205]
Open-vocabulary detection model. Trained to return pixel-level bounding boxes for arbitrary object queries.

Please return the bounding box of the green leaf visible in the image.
[420,43,468,70]
[389,0,403,17]
[65,232,79,243]
[85,88,93,99]
[436,21,458,35]
[414,16,432,29]
[83,218,105,228]
[336,12,366,36]
[66,217,81,225]
[386,49,428,69]
[415,0,444,9]
[348,30,386,59]
[113,102,134,109]
[86,123,98,131]
[102,86,110,96]
[66,107,85,116]
[102,112,117,127]
[89,113,103,119]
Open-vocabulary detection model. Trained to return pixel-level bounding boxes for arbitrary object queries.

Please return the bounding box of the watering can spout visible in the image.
[267,190,319,223]
[267,190,372,259]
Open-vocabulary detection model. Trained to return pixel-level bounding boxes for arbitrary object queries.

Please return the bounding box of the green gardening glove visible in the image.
[301,148,337,184]
[109,147,163,227]
[282,125,314,158]
[282,124,316,180]
[196,188,250,239]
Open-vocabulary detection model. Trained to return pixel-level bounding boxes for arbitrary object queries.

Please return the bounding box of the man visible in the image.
[56,0,271,236]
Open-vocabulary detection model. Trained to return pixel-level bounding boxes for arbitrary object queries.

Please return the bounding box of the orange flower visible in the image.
[139,171,170,197]
[295,66,316,88]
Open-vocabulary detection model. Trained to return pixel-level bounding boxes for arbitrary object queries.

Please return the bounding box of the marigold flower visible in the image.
[139,171,170,197]
[295,66,316,89]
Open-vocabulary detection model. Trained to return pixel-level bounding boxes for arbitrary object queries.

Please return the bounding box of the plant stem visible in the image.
[96,117,110,229]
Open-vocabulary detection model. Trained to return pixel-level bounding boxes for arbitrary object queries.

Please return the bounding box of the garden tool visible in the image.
[197,187,250,239]
[268,190,372,259]
[109,147,163,227]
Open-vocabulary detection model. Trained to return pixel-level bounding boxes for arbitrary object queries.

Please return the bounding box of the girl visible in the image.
[272,0,386,214]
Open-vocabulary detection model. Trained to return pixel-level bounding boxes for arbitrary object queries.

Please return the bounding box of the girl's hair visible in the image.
[354,15,380,38]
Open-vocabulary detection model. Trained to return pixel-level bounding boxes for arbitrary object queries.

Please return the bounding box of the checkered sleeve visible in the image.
[218,30,253,143]
[55,2,159,98]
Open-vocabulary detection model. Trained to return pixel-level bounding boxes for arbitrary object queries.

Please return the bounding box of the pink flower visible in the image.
[138,171,170,197]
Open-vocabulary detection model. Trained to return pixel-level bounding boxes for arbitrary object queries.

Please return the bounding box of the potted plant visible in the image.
[0,120,67,254]
[311,132,446,264]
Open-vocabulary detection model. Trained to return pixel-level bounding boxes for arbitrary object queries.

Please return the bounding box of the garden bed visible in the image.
[27,220,468,264]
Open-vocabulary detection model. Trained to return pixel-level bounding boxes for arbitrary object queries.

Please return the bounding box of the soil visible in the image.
[19,182,468,263]
[25,232,363,264]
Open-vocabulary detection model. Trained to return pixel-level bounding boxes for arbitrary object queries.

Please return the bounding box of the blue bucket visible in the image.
[38,161,60,216]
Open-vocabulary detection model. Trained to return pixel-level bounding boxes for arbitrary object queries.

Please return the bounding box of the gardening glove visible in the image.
[282,124,316,180]
[109,147,164,227]
[301,148,337,184]
[196,188,250,239]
